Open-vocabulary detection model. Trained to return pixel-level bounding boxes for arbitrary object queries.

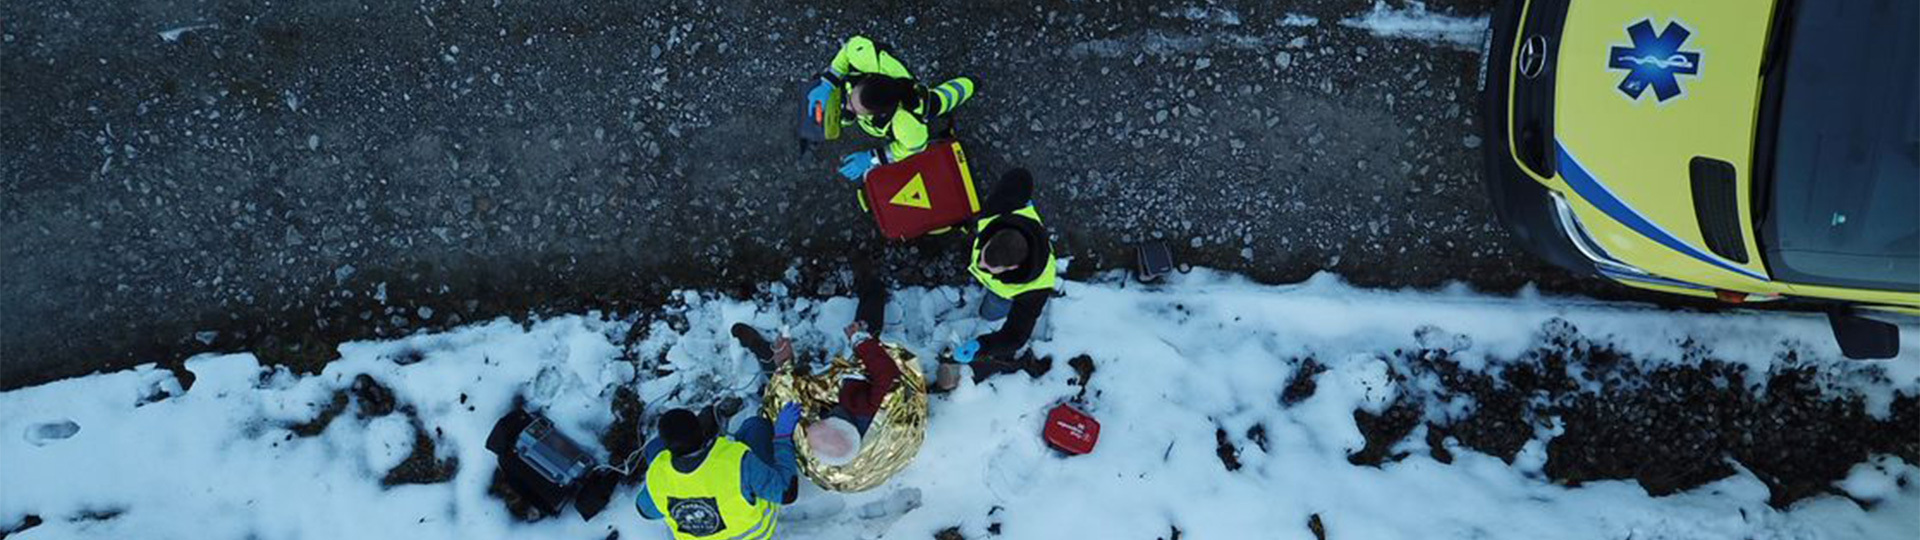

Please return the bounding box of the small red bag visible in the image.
[1043,403,1101,456]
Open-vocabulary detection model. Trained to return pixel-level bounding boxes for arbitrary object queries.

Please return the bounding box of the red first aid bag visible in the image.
[858,140,982,241]
[1043,403,1101,456]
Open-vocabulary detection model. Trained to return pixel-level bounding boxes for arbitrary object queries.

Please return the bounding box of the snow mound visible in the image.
[2,271,1915,539]
[1282,13,1321,27]
[1341,1,1491,51]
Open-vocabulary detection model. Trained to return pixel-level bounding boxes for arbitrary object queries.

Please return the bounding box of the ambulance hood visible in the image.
[1548,0,1778,278]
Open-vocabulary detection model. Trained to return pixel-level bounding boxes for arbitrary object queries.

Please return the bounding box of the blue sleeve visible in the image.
[738,437,798,504]
[635,438,667,519]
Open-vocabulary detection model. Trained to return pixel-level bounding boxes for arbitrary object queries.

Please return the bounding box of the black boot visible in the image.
[854,273,890,336]
[731,323,777,371]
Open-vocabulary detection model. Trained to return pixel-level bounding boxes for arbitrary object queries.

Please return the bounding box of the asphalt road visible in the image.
[0,0,1579,388]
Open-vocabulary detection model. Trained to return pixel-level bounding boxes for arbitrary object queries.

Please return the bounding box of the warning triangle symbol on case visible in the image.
[889,174,932,210]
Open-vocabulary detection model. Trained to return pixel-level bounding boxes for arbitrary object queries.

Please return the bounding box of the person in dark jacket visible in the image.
[830,324,902,433]
[934,168,1055,392]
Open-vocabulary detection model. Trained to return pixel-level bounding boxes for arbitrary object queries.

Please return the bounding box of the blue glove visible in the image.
[806,79,834,122]
[952,340,981,364]
[773,402,802,438]
[838,150,879,182]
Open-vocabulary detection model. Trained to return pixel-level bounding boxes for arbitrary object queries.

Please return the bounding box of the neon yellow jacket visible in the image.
[827,36,929,162]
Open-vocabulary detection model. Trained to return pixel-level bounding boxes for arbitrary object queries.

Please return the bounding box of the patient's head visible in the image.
[807,416,863,466]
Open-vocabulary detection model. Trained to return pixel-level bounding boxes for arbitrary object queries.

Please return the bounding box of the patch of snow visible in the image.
[1160,7,1241,26]
[158,23,218,43]
[1839,456,1918,503]
[361,414,416,474]
[3,272,1917,538]
[1282,13,1320,27]
[1341,1,1490,51]
[1068,31,1297,59]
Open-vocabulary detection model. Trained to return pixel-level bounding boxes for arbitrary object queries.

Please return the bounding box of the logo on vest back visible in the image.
[668,497,726,536]
[889,174,932,209]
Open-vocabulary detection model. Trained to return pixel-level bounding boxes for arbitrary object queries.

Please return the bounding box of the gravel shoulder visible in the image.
[6,0,1682,388]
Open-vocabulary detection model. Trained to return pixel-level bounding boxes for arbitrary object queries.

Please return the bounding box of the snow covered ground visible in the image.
[4,271,1917,539]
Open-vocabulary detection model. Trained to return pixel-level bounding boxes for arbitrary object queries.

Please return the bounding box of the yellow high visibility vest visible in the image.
[968,206,1058,300]
[645,438,779,540]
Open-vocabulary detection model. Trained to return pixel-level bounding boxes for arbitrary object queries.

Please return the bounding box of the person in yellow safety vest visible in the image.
[804,35,977,183]
[637,403,802,540]
[934,168,1057,392]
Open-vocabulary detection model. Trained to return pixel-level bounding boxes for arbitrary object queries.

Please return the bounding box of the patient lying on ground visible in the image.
[731,277,900,465]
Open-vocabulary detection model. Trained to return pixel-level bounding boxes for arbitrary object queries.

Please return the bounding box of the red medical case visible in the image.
[858,140,982,241]
[1043,403,1101,456]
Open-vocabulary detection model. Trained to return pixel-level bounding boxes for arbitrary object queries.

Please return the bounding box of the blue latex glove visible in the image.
[773,402,802,438]
[952,340,981,364]
[806,79,834,122]
[838,150,879,182]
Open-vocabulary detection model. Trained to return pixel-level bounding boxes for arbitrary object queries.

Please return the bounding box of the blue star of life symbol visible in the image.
[1609,19,1701,102]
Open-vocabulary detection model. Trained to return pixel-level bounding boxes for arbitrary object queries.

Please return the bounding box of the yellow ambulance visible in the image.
[1480,0,1918,358]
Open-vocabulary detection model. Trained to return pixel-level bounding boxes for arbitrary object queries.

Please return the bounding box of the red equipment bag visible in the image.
[858,140,982,241]
[1043,403,1101,456]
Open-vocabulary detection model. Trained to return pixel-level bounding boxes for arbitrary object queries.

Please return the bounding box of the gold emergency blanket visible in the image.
[760,343,928,492]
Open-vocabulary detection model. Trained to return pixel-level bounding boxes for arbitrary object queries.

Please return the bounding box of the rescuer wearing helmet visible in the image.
[805,35,977,182]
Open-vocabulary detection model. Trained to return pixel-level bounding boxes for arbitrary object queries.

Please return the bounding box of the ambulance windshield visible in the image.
[1758,0,1920,292]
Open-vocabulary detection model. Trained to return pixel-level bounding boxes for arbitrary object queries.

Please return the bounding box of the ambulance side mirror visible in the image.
[1829,310,1900,360]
